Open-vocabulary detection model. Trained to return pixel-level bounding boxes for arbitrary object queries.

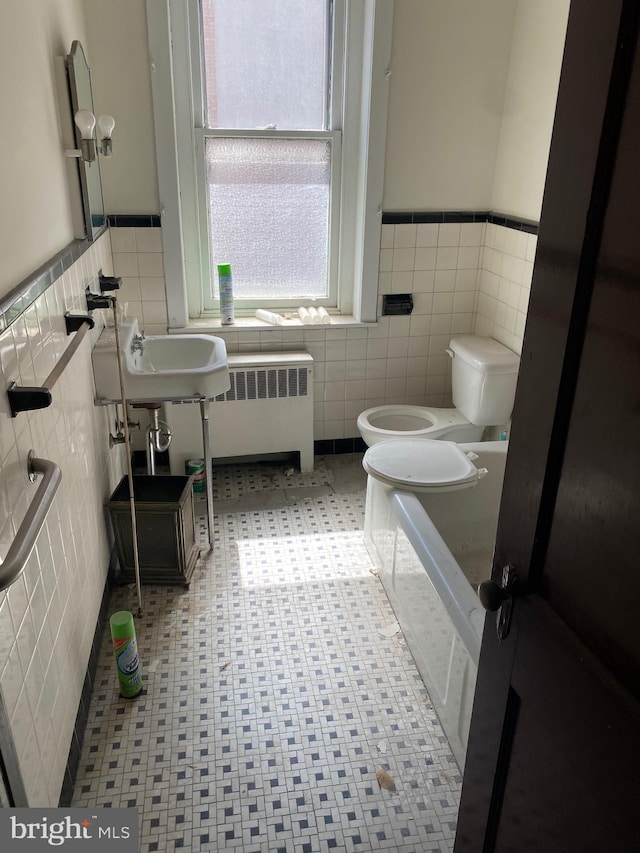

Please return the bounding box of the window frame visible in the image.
[192,0,344,312]
[197,132,342,312]
[147,0,394,327]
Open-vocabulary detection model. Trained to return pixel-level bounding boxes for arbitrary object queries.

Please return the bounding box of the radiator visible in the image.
[166,352,315,473]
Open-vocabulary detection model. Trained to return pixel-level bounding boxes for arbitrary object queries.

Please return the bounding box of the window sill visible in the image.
[169,315,375,333]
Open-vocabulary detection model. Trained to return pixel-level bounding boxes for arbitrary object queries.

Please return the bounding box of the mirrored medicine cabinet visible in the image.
[66,40,106,240]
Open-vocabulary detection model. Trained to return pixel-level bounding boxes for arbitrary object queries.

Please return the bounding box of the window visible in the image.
[198,0,339,309]
[148,0,393,325]
[203,137,334,304]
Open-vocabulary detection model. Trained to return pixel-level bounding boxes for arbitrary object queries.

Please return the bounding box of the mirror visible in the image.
[66,41,106,240]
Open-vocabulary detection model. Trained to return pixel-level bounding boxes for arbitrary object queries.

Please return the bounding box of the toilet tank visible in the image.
[449,336,520,426]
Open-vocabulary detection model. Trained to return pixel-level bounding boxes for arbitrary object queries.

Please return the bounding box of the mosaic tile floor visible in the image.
[72,456,462,851]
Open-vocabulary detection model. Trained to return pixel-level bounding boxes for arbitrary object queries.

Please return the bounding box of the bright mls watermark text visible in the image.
[0,809,138,851]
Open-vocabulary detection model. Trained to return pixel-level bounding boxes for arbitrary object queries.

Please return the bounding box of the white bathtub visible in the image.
[363,441,508,770]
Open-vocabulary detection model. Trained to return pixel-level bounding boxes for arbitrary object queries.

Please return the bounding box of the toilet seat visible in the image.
[363,439,486,492]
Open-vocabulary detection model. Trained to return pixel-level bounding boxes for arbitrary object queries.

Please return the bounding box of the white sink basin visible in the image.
[92,319,230,401]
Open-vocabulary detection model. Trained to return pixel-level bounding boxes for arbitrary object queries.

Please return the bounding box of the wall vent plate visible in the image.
[382,294,413,315]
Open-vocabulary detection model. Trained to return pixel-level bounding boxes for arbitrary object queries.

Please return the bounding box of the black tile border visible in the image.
[382,212,415,224]
[382,210,486,225]
[59,546,118,807]
[0,213,160,336]
[314,437,367,456]
[107,214,161,228]
[382,210,539,235]
[107,209,540,234]
[0,232,103,334]
[487,213,539,235]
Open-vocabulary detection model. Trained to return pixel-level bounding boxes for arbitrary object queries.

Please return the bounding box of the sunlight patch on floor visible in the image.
[236,529,375,588]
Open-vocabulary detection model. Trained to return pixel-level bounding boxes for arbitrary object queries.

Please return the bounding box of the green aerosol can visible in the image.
[109,611,143,698]
[217,263,235,325]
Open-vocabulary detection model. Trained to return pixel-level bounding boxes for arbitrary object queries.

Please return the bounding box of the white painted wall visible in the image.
[83,0,159,213]
[0,2,127,806]
[491,0,570,220]
[83,0,566,221]
[0,0,87,296]
[383,0,518,211]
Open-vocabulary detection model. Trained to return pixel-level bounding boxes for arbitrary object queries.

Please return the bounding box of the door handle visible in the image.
[478,564,518,640]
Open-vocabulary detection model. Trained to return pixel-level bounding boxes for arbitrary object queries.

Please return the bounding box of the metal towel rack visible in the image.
[0,451,61,591]
[6,313,94,417]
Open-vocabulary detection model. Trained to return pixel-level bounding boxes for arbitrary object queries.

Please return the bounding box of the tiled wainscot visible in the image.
[0,231,126,805]
[109,212,536,443]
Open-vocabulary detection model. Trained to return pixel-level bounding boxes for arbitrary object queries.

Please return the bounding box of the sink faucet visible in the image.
[130,332,145,355]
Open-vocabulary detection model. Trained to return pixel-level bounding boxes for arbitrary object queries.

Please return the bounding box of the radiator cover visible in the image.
[166,352,314,473]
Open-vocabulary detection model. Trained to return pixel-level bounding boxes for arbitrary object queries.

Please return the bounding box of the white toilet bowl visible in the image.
[357,336,520,448]
[357,405,484,447]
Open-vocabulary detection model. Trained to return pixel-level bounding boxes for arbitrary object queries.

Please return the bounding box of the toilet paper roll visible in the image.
[255,309,284,325]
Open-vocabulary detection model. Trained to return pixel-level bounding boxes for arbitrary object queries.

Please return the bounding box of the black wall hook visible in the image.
[7,383,52,418]
[86,288,113,311]
[64,313,95,335]
[99,270,121,293]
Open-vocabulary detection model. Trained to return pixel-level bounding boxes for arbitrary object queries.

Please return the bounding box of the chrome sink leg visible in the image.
[200,397,215,550]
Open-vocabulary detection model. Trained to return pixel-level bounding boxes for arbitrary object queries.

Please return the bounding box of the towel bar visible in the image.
[6,315,94,417]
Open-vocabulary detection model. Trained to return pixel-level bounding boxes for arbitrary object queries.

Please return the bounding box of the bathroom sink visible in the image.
[92,318,230,401]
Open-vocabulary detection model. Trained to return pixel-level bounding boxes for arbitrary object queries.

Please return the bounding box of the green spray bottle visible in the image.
[218,263,235,325]
[109,611,143,698]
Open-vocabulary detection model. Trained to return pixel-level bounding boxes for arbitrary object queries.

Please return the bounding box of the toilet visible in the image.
[362,437,489,493]
[357,335,520,446]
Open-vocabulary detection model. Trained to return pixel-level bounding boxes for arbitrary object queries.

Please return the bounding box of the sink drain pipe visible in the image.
[142,404,172,475]
[111,298,144,618]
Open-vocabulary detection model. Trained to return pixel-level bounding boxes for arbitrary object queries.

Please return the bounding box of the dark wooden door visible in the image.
[455,2,640,850]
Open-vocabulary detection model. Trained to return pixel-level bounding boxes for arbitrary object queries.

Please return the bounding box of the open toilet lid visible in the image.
[363,439,482,492]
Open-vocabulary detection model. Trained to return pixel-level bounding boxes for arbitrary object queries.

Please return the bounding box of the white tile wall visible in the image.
[110,227,168,334]
[123,220,536,442]
[213,221,483,441]
[474,223,537,355]
[0,232,125,805]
